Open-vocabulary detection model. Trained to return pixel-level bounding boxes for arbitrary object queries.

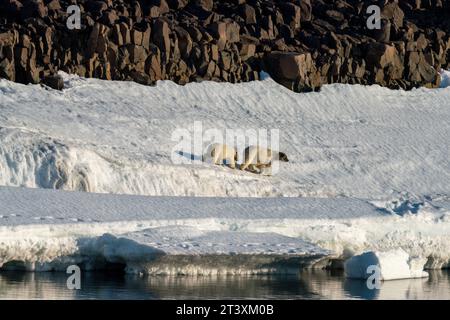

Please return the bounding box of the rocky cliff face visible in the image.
[1,0,449,91]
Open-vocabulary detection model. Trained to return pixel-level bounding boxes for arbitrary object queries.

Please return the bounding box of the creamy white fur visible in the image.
[203,143,237,169]
[240,146,274,172]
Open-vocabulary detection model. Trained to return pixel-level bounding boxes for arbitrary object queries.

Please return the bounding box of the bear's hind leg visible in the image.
[213,151,222,165]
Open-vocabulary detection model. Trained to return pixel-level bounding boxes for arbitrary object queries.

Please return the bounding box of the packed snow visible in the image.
[0,72,449,276]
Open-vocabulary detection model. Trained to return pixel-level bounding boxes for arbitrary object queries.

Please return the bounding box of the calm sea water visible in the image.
[0,270,449,300]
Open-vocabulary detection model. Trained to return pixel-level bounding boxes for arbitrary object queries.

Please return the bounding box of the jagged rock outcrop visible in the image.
[1,0,449,91]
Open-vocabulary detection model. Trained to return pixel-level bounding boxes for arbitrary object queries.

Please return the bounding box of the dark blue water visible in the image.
[0,270,449,300]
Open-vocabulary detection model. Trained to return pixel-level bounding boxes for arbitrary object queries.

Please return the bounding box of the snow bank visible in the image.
[1,72,450,198]
[344,249,428,281]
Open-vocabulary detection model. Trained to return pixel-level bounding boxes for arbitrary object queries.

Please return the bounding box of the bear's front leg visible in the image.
[229,157,236,169]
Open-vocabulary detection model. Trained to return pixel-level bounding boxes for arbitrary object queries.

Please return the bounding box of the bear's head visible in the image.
[278,152,289,162]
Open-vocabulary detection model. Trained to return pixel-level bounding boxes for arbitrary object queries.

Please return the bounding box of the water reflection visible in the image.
[0,270,448,300]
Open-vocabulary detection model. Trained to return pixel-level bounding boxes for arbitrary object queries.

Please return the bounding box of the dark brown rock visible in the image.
[21,0,48,19]
[299,0,312,22]
[86,1,109,17]
[43,74,64,90]
[0,58,15,81]
[280,3,301,31]
[127,45,147,64]
[265,51,317,90]
[101,10,119,26]
[0,0,449,92]
[373,19,391,43]
[47,0,61,11]
[382,2,405,28]
[152,19,171,62]
[0,31,17,47]
[194,0,214,12]
[175,27,193,59]
[240,4,257,24]
[366,43,404,81]
[210,20,240,50]
[167,0,189,9]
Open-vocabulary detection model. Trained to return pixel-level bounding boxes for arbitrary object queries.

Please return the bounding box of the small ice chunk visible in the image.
[259,71,271,80]
[440,69,450,88]
[344,249,429,281]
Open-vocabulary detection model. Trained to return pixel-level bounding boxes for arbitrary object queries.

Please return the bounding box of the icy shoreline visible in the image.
[0,187,448,275]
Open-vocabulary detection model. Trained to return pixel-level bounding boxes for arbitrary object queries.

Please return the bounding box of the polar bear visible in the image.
[203,143,238,169]
[240,145,289,173]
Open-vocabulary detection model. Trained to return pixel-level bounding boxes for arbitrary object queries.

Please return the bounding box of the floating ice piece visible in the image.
[344,249,429,281]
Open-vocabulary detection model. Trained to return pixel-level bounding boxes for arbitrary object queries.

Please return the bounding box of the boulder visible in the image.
[127,45,147,64]
[86,1,109,16]
[20,0,48,19]
[299,0,312,22]
[47,0,61,11]
[151,0,170,15]
[280,3,301,30]
[0,31,17,47]
[240,4,257,24]
[366,43,404,81]
[382,2,405,28]
[373,19,391,43]
[265,51,319,91]
[145,46,163,80]
[167,0,189,9]
[193,0,214,12]
[42,74,64,90]
[152,19,171,62]
[1,0,23,16]
[0,58,15,81]
[210,20,240,50]
[175,27,193,58]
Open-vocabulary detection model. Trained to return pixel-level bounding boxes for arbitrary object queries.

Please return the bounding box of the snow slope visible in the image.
[1,72,449,198]
[0,186,448,274]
